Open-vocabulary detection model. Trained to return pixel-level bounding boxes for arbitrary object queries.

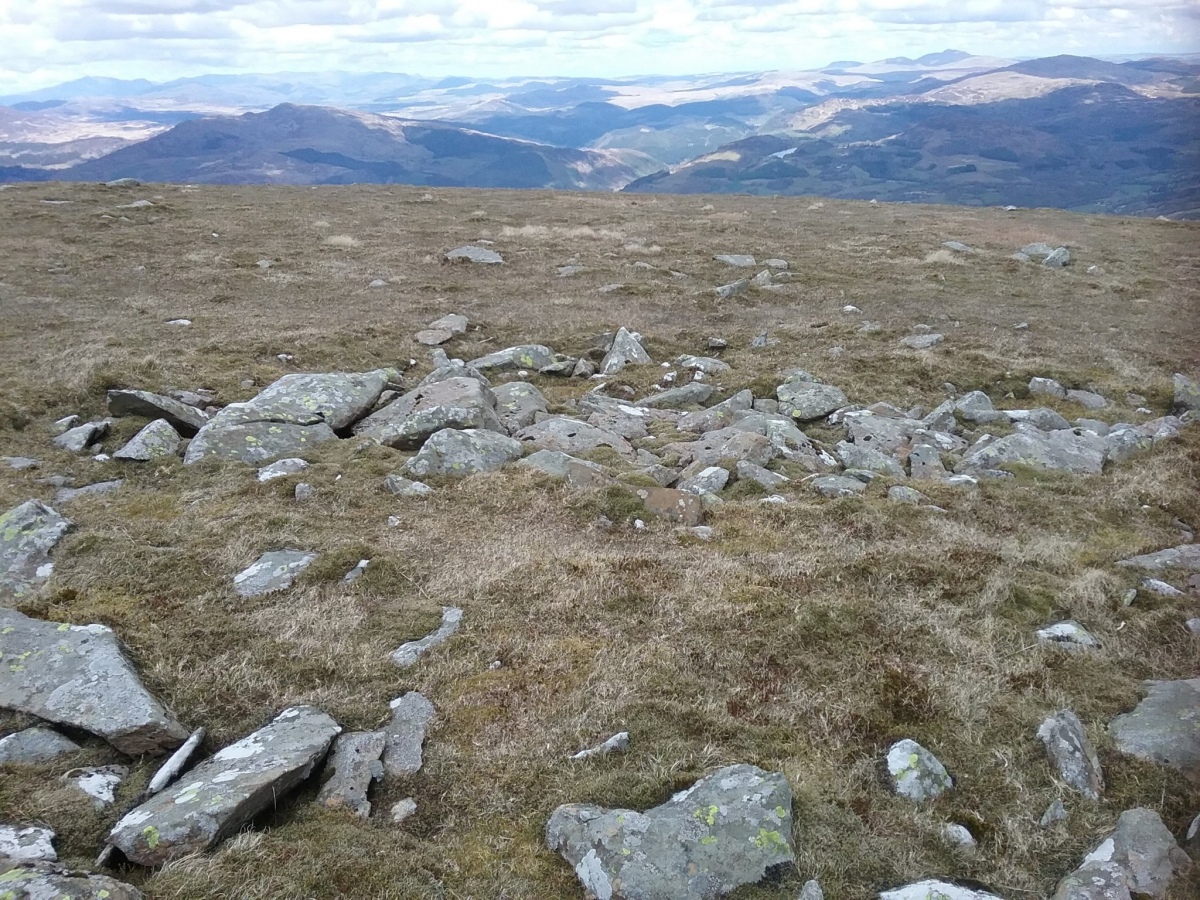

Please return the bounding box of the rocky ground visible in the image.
[0,182,1197,899]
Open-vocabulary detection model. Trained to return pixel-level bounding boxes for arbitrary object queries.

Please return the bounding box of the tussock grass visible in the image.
[0,183,1197,899]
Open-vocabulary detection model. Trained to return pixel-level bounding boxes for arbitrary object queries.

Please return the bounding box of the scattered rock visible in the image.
[113,419,182,461]
[714,254,756,267]
[678,466,729,496]
[777,381,848,422]
[295,482,314,501]
[881,881,1003,900]
[516,417,634,460]
[317,731,386,818]
[106,389,209,436]
[0,860,144,898]
[0,608,188,755]
[382,692,435,776]
[1140,577,1183,597]
[736,461,788,491]
[518,450,612,488]
[637,383,714,409]
[1037,710,1104,799]
[570,732,630,761]
[1036,620,1100,650]
[546,764,793,900]
[444,245,502,264]
[55,480,124,505]
[390,607,463,668]
[257,458,309,482]
[1066,389,1109,410]
[943,823,977,851]
[674,355,730,375]
[1044,247,1071,268]
[812,475,866,498]
[799,880,824,900]
[1054,808,1190,899]
[493,382,549,433]
[678,390,752,433]
[0,824,56,862]
[402,428,523,477]
[717,279,751,299]
[3,456,39,470]
[383,474,433,497]
[1108,678,1199,779]
[0,499,71,601]
[53,420,109,453]
[354,377,504,449]
[887,485,928,504]
[65,765,128,807]
[108,706,341,865]
[600,327,653,375]
[1172,373,1199,414]
[1118,544,1200,572]
[232,550,318,598]
[469,345,554,373]
[886,739,952,801]
[391,798,418,825]
[1041,799,1068,827]
[634,487,705,526]
[900,333,944,350]
[0,726,80,765]
[958,430,1106,475]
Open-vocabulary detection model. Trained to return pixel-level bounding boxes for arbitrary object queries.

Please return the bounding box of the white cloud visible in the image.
[0,0,1196,92]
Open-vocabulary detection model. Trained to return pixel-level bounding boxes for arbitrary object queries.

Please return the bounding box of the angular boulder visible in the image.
[0,824,56,862]
[106,389,208,435]
[0,726,80,765]
[1,500,71,602]
[886,739,952,801]
[402,428,523,477]
[518,450,613,489]
[353,377,503,449]
[233,550,317,598]
[0,860,144,899]
[53,420,109,453]
[183,420,337,465]
[546,764,793,900]
[113,419,181,461]
[1037,710,1104,799]
[678,390,753,433]
[1117,545,1200,573]
[600,327,652,376]
[515,417,635,460]
[1172,373,1199,414]
[881,882,1004,900]
[109,706,340,865]
[633,487,705,526]
[468,345,554,373]
[777,381,847,422]
[957,430,1106,475]
[1108,679,1200,780]
[492,382,549,433]
[1057,808,1191,900]
[0,608,188,756]
[637,383,715,410]
[317,731,385,818]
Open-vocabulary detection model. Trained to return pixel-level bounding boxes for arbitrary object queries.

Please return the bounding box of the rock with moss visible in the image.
[402,428,523,477]
[1108,678,1200,779]
[183,419,337,465]
[1052,808,1190,900]
[106,389,209,435]
[515,416,635,460]
[0,608,189,756]
[662,428,775,469]
[777,381,847,422]
[886,739,952,801]
[678,390,753,433]
[956,430,1106,475]
[1037,710,1104,799]
[492,382,549,433]
[836,441,905,478]
[113,419,182,461]
[1172,373,1200,414]
[547,763,794,900]
[518,450,614,488]
[1,500,72,602]
[232,550,317,598]
[600,327,653,376]
[353,377,504,449]
[0,860,144,899]
[108,705,341,865]
[468,345,554,373]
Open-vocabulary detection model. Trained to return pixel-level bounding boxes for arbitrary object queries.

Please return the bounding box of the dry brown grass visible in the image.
[0,182,1197,900]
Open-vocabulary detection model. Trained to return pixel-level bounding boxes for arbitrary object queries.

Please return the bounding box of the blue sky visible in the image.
[1,1,1198,91]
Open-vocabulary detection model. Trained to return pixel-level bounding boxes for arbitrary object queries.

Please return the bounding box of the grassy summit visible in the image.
[0,182,1197,898]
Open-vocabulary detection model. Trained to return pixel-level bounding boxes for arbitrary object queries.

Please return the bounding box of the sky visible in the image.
[1,1,1198,92]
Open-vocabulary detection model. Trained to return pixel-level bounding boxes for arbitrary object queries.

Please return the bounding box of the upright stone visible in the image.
[1172,373,1199,414]
[600,327,652,376]
[0,608,188,755]
[317,731,386,818]
[114,419,182,461]
[1037,710,1104,799]
[886,739,952,801]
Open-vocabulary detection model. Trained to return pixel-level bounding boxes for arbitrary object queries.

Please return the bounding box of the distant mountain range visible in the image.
[2,52,1197,216]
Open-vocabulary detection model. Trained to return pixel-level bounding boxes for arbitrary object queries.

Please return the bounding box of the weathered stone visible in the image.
[516,417,635,460]
[1008,407,1072,431]
[469,345,554,373]
[0,825,56,862]
[908,444,949,481]
[954,391,1006,424]
[678,390,753,433]
[600,327,653,376]
[1041,799,1068,827]
[674,355,730,375]
[777,382,847,422]
[736,461,788,491]
[1104,428,1152,464]
[0,861,144,899]
[0,608,188,756]
[354,377,503,449]
[1044,247,1071,268]
[418,360,491,388]
[1037,710,1104,799]
[183,420,337,465]
[415,329,454,346]
[390,607,462,668]
[663,429,775,469]
[256,458,309,482]
[678,466,729,497]
[845,414,922,454]
[888,486,928,504]
[1064,808,1191,899]
[1108,679,1200,780]
[382,692,435,777]
[886,739,952,801]
[836,441,905,477]
[318,731,385,818]
[109,706,341,865]
[1172,373,1200,414]
[106,390,208,435]
[881,881,1003,900]
[799,880,824,900]
[232,550,317,598]
[546,764,793,900]
[295,483,314,501]
[54,480,124,505]
[571,732,630,761]
[900,333,944,350]
[493,382,549,433]
[403,428,523,477]
[1037,620,1100,651]
[714,254,756,267]
[812,475,866,498]
[1052,861,1131,900]
[65,765,127,807]
[1030,377,1068,400]
[1117,544,1200,573]
[53,421,108,453]
[112,419,181,462]
[518,450,613,488]
[383,475,432,497]
[637,383,714,409]
[0,726,80,764]
[2,457,38,470]
[1066,389,1108,410]
[1,500,71,602]
[444,245,502,264]
[957,430,1106,475]
[634,487,705,526]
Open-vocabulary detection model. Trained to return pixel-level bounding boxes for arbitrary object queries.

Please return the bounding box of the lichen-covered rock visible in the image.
[1037,710,1104,799]
[637,383,714,410]
[109,707,340,865]
[65,765,127,807]
[518,450,613,488]
[886,739,952,801]
[881,881,1004,900]
[736,461,788,491]
[1173,373,1200,414]
[678,466,729,497]
[515,416,635,460]
[106,389,208,435]
[662,428,776,469]
[468,345,554,373]
[113,419,182,461]
[1066,389,1108,410]
[0,824,56,862]
[256,458,309,482]
[382,692,435,777]
[54,480,124,505]
[674,355,730,375]
[957,430,1107,475]
[492,382,549,433]
[402,428,523,477]
[812,475,866,498]
[1036,620,1100,651]
[0,608,188,756]
[777,381,847,422]
[390,607,462,667]
[383,475,433,497]
[546,763,794,900]
[678,390,753,433]
[1058,808,1191,899]
[183,420,337,465]
[353,377,503,448]
[232,550,317,598]
[1029,377,1068,400]
[1108,678,1200,780]
[954,391,1007,425]
[418,360,491,388]
[1052,861,1130,900]
[0,726,80,764]
[1,500,71,602]
[600,327,653,376]
[0,860,144,899]
[1117,544,1200,573]
[836,441,905,477]
[317,731,385,818]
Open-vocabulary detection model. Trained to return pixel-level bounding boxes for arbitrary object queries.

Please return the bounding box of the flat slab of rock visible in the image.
[1038,710,1104,799]
[1060,808,1190,899]
[55,480,124,505]
[402,428,523,477]
[106,389,208,435]
[0,824,56,862]
[678,390,752,433]
[233,550,317,598]
[0,860,144,899]
[114,419,182,461]
[714,254,756,267]
[900,333,944,350]
[109,705,340,865]
[1108,678,1200,780]
[1117,544,1200,573]
[777,381,848,422]
[354,377,503,449]
[444,245,502,264]
[881,882,1003,900]
[957,430,1106,475]
[518,450,613,489]
[515,417,635,460]
[570,732,630,761]
[317,731,385,818]
[0,608,188,755]
[0,726,80,764]
[634,487,705,526]
[257,458,309,481]
[468,345,554,373]
[1,500,71,602]
[886,739,952,801]
[812,475,866,498]
[382,692,435,776]
[637,383,714,410]
[183,420,337,465]
[390,607,462,667]
[546,763,793,900]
